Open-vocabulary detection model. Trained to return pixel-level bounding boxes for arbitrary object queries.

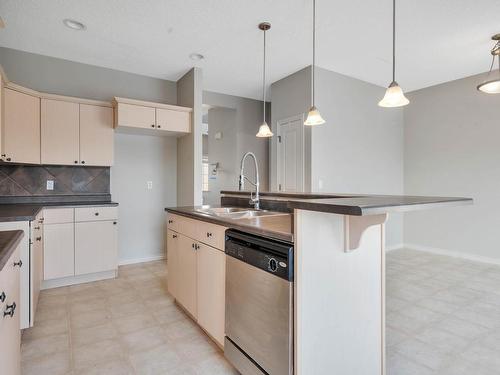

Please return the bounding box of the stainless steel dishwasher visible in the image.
[224,230,293,375]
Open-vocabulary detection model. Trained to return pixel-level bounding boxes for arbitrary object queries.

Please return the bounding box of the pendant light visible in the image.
[256,22,274,138]
[304,0,325,126]
[378,0,409,107]
[477,34,500,94]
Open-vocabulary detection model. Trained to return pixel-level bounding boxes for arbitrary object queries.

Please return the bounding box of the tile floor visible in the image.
[21,249,500,374]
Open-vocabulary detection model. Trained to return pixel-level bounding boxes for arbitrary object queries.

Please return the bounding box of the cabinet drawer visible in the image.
[75,206,118,222]
[166,213,184,233]
[196,221,226,250]
[43,208,74,224]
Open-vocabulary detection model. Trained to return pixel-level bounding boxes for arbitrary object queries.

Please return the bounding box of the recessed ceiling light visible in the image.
[189,53,205,61]
[63,19,86,31]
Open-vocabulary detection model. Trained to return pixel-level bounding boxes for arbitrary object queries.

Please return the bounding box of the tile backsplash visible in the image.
[0,165,110,196]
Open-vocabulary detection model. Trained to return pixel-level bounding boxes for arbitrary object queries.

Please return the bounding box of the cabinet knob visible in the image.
[206,232,212,238]
[1,154,5,157]
[158,125,161,129]
[151,124,155,128]
[172,234,177,239]
[74,160,78,164]
[95,212,99,216]
[6,158,11,162]
[81,161,86,164]
[168,220,173,224]
[113,221,117,225]
[3,302,16,318]
[0,292,5,303]
[192,243,195,249]
[39,218,44,223]
[13,260,22,268]
[36,236,42,241]
[34,226,40,230]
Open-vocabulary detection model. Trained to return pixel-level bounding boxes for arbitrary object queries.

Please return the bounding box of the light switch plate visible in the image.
[147,181,153,190]
[46,180,54,190]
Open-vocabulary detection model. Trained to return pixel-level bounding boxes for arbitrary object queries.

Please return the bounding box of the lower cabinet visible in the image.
[197,242,226,346]
[166,216,227,347]
[75,221,118,275]
[30,211,44,324]
[0,244,22,375]
[43,206,118,286]
[44,223,75,280]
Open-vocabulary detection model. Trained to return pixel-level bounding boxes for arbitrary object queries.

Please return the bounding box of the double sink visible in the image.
[195,207,287,220]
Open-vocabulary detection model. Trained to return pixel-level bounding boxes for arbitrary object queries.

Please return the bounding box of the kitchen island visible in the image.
[166,191,472,375]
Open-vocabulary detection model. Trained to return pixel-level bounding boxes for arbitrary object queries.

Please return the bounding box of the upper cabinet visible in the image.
[0,81,114,167]
[3,88,41,164]
[41,99,80,165]
[113,97,191,135]
[80,104,114,166]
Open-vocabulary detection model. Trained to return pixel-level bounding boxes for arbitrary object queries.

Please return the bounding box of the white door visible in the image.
[277,115,304,192]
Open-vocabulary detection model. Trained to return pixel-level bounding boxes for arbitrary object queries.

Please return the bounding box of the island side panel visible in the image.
[294,209,386,375]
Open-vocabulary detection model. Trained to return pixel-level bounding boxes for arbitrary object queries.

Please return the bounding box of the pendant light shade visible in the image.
[304,0,325,126]
[256,22,273,138]
[477,34,500,94]
[378,81,410,107]
[378,0,409,108]
[304,106,325,126]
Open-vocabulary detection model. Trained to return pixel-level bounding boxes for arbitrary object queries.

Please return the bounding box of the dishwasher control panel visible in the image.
[225,230,293,281]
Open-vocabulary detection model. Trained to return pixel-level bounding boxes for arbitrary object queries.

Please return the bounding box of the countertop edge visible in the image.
[0,230,24,272]
[165,208,294,243]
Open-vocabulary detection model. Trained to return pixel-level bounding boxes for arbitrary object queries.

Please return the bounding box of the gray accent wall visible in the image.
[404,72,500,261]
[0,47,177,103]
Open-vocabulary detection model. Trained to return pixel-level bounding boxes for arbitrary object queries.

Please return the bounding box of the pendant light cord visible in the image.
[312,0,316,106]
[392,0,396,82]
[263,27,266,123]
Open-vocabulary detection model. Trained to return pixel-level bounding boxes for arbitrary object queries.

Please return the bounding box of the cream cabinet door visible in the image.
[41,99,80,165]
[3,88,40,164]
[166,230,179,299]
[30,213,44,325]
[75,221,118,275]
[80,104,114,166]
[43,223,75,280]
[155,108,190,133]
[197,243,225,346]
[177,234,197,318]
[116,103,156,129]
[0,246,21,375]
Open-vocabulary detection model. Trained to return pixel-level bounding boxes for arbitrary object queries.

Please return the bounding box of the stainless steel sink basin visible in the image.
[195,207,285,220]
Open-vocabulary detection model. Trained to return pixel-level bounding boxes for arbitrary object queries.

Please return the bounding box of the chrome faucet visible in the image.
[239,152,260,210]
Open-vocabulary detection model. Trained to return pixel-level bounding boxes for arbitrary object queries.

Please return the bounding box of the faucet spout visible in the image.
[238,152,260,210]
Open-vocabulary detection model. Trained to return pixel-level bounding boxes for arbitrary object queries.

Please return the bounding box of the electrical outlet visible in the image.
[318,179,323,190]
[147,181,153,190]
[46,180,54,190]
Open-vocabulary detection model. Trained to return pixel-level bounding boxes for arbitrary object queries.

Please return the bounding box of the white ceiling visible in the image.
[0,0,499,100]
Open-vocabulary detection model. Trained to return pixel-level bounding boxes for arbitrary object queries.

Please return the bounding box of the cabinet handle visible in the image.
[6,158,11,162]
[168,220,173,224]
[3,302,16,318]
[172,234,177,239]
[192,243,195,249]
[206,232,212,238]
[113,221,117,225]
[74,160,78,164]
[34,226,40,230]
[13,260,22,268]
[95,212,99,216]
[0,292,5,303]
[1,154,5,157]
[36,236,42,241]
[39,218,44,223]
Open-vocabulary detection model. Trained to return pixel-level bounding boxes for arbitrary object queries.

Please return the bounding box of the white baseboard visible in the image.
[400,243,500,266]
[118,254,166,266]
[42,270,117,289]
[385,243,404,252]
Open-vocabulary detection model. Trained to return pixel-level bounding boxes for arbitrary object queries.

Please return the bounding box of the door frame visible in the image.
[276,114,305,192]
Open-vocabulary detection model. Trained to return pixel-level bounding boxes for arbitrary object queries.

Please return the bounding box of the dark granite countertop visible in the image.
[165,206,293,243]
[221,191,472,216]
[0,201,119,222]
[0,230,24,271]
